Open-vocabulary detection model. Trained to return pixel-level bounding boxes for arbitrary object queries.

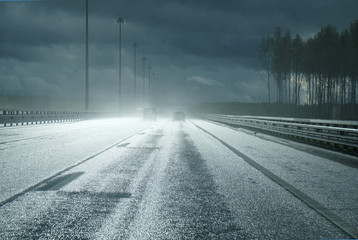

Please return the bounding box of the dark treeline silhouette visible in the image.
[259,20,358,119]
[189,102,358,120]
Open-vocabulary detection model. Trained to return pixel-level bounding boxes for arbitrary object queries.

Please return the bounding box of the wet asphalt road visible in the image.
[0,118,357,239]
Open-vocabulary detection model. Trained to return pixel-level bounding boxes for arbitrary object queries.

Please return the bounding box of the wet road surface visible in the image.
[0,118,357,239]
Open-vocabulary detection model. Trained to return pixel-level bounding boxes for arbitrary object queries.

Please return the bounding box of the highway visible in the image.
[0,117,357,239]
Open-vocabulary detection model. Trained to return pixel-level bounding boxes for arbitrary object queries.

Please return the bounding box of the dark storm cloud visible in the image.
[0,0,357,107]
[84,0,358,68]
[0,3,83,45]
[1,0,357,64]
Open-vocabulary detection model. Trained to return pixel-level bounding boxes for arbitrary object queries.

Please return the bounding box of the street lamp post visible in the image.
[156,77,159,106]
[115,17,125,113]
[85,0,89,111]
[142,57,146,105]
[148,65,151,104]
[132,42,138,106]
[152,72,155,106]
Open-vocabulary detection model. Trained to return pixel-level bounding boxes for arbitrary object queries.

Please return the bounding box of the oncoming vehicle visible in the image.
[172,111,185,121]
[143,108,157,120]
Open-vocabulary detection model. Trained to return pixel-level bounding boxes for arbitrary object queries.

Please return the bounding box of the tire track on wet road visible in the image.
[159,128,247,239]
[0,124,165,239]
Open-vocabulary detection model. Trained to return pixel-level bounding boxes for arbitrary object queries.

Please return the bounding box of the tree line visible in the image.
[259,20,358,119]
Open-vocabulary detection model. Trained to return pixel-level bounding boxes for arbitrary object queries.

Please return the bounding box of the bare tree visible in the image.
[259,37,274,103]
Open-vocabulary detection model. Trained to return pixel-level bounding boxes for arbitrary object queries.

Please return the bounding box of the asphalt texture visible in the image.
[0,118,357,239]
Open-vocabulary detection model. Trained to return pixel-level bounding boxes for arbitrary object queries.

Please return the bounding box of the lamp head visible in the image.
[115,17,125,24]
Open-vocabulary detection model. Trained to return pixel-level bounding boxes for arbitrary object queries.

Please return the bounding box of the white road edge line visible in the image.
[191,120,358,239]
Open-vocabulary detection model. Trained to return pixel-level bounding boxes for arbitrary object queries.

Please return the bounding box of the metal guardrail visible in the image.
[202,114,358,155]
[0,110,110,127]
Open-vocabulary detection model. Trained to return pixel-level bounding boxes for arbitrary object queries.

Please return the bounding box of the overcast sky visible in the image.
[0,0,357,110]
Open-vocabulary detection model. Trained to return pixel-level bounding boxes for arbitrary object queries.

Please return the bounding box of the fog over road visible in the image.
[0,118,357,239]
